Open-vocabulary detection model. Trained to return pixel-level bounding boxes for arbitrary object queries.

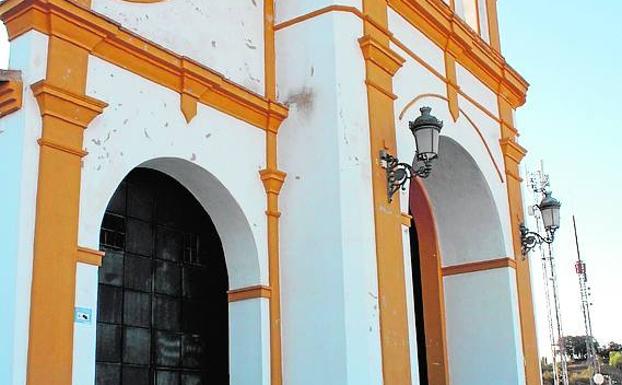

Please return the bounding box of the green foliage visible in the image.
[610,351,622,369]
[562,335,600,361]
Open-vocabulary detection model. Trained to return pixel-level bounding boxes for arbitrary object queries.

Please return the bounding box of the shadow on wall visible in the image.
[423,136,505,266]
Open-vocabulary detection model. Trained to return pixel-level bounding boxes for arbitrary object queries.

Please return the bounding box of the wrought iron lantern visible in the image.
[380,106,443,202]
[520,191,562,256]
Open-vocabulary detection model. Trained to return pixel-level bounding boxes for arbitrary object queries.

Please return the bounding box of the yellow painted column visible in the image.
[361,1,412,384]
[26,35,106,385]
[498,97,541,385]
[262,2,287,384]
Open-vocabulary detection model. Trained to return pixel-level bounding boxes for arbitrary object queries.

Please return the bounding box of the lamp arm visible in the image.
[520,223,555,257]
[380,150,433,202]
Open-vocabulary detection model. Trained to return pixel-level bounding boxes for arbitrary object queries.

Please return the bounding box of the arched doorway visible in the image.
[408,178,448,385]
[95,168,229,385]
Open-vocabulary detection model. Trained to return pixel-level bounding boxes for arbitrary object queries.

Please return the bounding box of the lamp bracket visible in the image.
[380,150,432,203]
[520,223,555,257]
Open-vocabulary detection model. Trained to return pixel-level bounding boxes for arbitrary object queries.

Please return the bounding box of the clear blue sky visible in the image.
[0,0,618,359]
[498,0,622,355]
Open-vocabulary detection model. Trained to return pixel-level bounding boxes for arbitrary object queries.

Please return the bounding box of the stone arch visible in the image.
[87,157,262,290]
[140,157,261,290]
[74,156,269,385]
[422,136,506,266]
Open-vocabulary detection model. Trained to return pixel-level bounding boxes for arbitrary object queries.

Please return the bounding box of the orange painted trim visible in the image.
[228,285,272,302]
[443,52,460,121]
[0,70,23,116]
[387,0,528,107]
[399,93,505,183]
[0,0,289,132]
[273,3,528,108]
[31,80,108,128]
[361,0,412,383]
[400,212,413,227]
[76,246,104,266]
[442,257,517,276]
[485,0,501,52]
[26,32,100,385]
[497,93,540,385]
[259,168,285,385]
[274,5,363,31]
[359,35,406,76]
[37,138,88,157]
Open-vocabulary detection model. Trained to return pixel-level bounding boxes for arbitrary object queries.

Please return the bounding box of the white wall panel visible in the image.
[92,0,265,95]
[0,31,48,385]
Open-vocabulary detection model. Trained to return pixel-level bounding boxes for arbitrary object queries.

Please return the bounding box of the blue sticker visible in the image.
[74,307,92,325]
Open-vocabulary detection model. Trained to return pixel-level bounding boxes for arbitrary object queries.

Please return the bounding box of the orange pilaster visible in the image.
[498,97,541,385]
[361,1,412,384]
[26,35,106,385]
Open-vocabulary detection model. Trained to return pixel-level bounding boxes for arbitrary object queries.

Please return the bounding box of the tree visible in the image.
[610,351,622,369]
[562,335,600,361]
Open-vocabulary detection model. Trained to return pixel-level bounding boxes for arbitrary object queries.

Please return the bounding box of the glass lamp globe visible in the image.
[409,106,443,162]
[539,191,561,233]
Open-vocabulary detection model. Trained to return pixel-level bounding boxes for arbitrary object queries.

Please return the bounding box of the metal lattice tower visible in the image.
[527,165,569,385]
[572,216,600,384]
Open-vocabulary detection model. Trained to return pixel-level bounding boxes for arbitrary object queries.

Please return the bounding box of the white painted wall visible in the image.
[72,263,99,385]
[274,0,362,25]
[91,0,266,95]
[390,8,525,385]
[276,11,383,385]
[229,298,270,385]
[0,31,47,385]
[444,268,525,385]
[73,55,271,385]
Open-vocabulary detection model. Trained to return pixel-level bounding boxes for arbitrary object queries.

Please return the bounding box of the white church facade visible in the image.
[0,1,540,385]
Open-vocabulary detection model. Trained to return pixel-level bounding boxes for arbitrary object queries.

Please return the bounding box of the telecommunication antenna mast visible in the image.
[527,164,569,385]
[573,216,600,384]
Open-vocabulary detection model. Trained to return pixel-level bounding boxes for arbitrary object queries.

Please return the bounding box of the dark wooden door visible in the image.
[96,168,229,385]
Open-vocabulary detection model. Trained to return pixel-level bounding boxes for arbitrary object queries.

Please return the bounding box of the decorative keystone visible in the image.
[0,70,23,117]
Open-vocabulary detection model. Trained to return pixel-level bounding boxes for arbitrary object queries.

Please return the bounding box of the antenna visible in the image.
[528,163,569,385]
[573,216,600,383]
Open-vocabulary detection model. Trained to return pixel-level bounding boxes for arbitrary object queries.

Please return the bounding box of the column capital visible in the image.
[359,35,406,76]
[31,80,107,128]
[259,168,287,196]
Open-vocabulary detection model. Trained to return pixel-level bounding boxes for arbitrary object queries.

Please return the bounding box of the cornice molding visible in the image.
[442,257,517,276]
[0,70,23,116]
[387,0,529,108]
[76,246,104,267]
[0,0,289,132]
[500,138,527,164]
[228,285,272,302]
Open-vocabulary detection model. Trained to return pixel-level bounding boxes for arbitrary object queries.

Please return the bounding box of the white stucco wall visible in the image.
[81,56,268,289]
[71,55,271,385]
[274,0,362,24]
[0,31,47,385]
[276,10,383,385]
[389,8,525,385]
[91,0,266,95]
[444,268,525,385]
[390,9,513,262]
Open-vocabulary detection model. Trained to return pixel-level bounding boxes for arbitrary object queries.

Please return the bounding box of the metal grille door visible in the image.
[96,168,229,385]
